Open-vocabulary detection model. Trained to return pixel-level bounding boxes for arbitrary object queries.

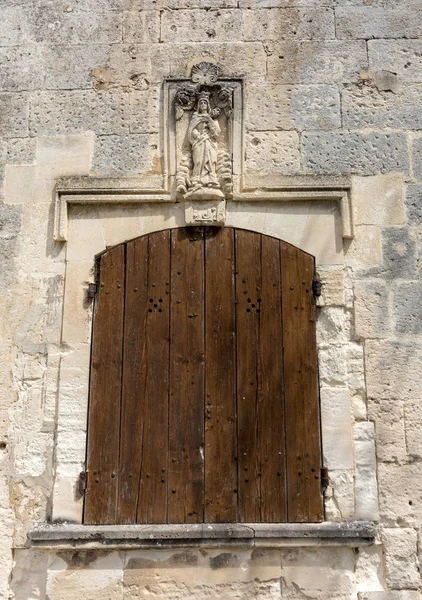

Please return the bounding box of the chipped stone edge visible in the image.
[28,521,374,550]
[53,175,353,242]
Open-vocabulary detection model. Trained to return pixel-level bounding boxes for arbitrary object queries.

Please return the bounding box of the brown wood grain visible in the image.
[281,242,323,522]
[204,227,237,523]
[258,236,287,522]
[168,228,205,523]
[235,229,261,522]
[136,230,171,524]
[84,245,125,524]
[117,236,149,524]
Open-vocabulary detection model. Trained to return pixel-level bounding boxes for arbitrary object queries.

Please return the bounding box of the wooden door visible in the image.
[84,227,323,524]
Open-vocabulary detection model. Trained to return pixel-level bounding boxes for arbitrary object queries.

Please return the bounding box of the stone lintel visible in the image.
[28,521,375,550]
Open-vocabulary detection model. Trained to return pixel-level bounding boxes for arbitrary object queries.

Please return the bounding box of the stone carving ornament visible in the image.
[175,62,233,201]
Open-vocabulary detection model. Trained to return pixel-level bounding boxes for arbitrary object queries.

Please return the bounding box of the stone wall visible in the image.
[1,1,422,599]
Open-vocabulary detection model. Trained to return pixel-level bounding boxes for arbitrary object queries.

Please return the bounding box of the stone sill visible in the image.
[29,521,375,550]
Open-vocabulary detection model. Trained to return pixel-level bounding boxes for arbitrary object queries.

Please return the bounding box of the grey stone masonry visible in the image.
[336,6,422,39]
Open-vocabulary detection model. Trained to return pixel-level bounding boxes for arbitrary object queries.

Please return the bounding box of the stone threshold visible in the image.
[29,521,375,550]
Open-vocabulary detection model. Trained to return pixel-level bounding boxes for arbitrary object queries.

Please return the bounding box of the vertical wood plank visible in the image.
[235,229,261,523]
[84,245,125,524]
[136,230,171,524]
[204,227,237,523]
[281,242,323,522]
[258,236,287,522]
[168,228,205,523]
[117,236,149,524]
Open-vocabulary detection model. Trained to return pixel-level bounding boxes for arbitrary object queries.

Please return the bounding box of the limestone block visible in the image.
[324,469,355,520]
[378,462,422,524]
[92,133,157,176]
[347,343,366,399]
[245,83,341,131]
[353,395,368,421]
[36,134,95,179]
[55,430,87,468]
[404,398,422,459]
[367,399,407,464]
[62,261,93,345]
[354,280,391,339]
[369,40,422,83]
[280,547,355,599]
[345,225,382,267]
[5,138,36,165]
[149,0,238,8]
[320,387,353,470]
[13,432,52,478]
[0,6,31,46]
[319,345,348,386]
[366,227,417,280]
[406,184,422,223]
[0,202,22,295]
[56,343,91,433]
[355,546,386,594]
[360,593,422,600]
[0,93,28,138]
[394,282,422,334]
[240,0,334,5]
[352,174,406,227]
[0,44,46,92]
[10,549,48,600]
[315,267,345,306]
[30,90,129,137]
[129,86,160,134]
[382,528,419,590]
[302,132,409,176]
[317,307,352,345]
[66,205,106,261]
[43,44,112,91]
[243,8,335,41]
[365,340,422,400]
[413,138,422,182]
[267,40,367,84]
[47,553,123,600]
[123,11,160,43]
[161,9,243,43]
[245,131,300,174]
[343,85,422,130]
[354,422,380,521]
[336,7,422,39]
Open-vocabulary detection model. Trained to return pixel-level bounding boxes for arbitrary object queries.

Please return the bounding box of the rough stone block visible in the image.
[320,387,354,470]
[240,0,335,8]
[243,8,335,41]
[382,528,419,590]
[354,280,391,339]
[336,7,422,39]
[0,6,32,46]
[317,307,352,345]
[365,227,416,279]
[0,44,45,92]
[161,9,243,43]
[62,261,93,345]
[360,593,422,600]
[378,462,422,523]
[369,40,422,83]
[315,267,345,306]
[67,206,106,261]
[319,345,348,386]
[267,41,367,84]
[302,132,409,176]
[367,399,407,463]
[0,202,22,295]
[129,87,160,134]
[406,184,422,223]
[366,340,422,400]
[354,422,380,521]
[122,10,160,43]
[405,398,422,459]
[343,84,422,130]
[345,225,382,267]
[412,138,422,182]
[324,469,355,520]
[394,282,422,334]
[92,133,157,176]
[0,93,28,138]
[355,546,386,594]
[245,131,300,174]
[10,549,49,600]
[5,138,36,165]
[347,343,366,398]
[36,134,94,179]
[352,174,406,227]
[246,83,340,131]
[43,44,111,90]
[30,91,129,137]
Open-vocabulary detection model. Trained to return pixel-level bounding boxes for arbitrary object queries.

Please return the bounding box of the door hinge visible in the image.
[87,282,97,299]
[320,467,329,490]
[312,279,322,298]
[78,470,88,494]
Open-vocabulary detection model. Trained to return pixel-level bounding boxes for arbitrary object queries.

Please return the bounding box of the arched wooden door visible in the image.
[84,227,323,525]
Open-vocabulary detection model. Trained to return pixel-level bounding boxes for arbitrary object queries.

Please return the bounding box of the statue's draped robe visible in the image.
[188,111,220,189]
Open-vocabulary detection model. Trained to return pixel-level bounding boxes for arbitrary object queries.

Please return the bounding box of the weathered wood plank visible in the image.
[168,228,205,523]
[136,230,171,524]
[204,227,237,523]
[258,236,287,522]
[235,229,261,523]
[117,236,149,524]
[84,245,125,524]
[281,242,323,523]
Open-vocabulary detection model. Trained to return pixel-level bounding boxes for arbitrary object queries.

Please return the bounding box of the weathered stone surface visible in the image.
[382,528,419,590]
[366,340,422,400]
[30,91,129,137]
[320,387,354,470]
[345,225,383,267]
[5,138,36,165]
[365,227,416,279]
[316,267,345,306]
[378,461,422,524]
[354,280,391,339]
[406,184,422,222]
[354,422,380,521]
[10,549,48,600]
[317,307,352,345]
[302,132,409,176]
[412,137,422,181]
[404,398,422,459]
[324,469,355,520]
[394,282,422,334]
[162,9,243,43]
[44,44,112,90]
[352,174,406,227]
[92,134,157,176]
[319,345,348,386]
[0,44,45,92]
[267,41,367,84]
[368,399,407,464]
[122,10,160,43]
[240,0,334,5]
[369,40,422,83]
[336,7,422,39]
[0,93,28,138]
[355,546,386,594]
[0,202,22,295]
[343,84,422,130]
[243,8,335,41]
[129,87,160,134]
[245,131,300,173]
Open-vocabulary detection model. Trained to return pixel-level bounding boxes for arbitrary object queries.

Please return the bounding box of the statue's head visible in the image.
[197,91,211,114]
